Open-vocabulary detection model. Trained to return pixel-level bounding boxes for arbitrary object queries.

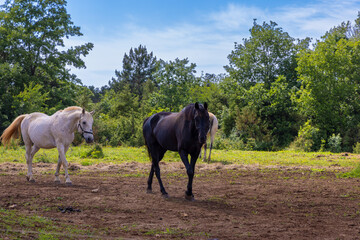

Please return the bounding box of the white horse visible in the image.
[0,106,94,185]
[200,112,218,163]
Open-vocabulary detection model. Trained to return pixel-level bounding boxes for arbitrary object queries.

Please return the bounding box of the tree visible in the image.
[225,20,309,89]
[0,0,93,131]
[109,45,157,100]
[294,15,360,151]
[150,58,197,111]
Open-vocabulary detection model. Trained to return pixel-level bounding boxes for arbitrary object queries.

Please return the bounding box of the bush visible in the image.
[80,144,104,159]
[353,142,360,154]
[291,120,321,152]
[212,128,246,150]
[337,164,360,178]
[328,133,342,153]
[95,113,144,147]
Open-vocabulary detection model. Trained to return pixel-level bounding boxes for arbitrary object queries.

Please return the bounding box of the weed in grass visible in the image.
[81,160,92,166]
[80,144,105,159]
[337,164,360,178]
[34,153,52,163]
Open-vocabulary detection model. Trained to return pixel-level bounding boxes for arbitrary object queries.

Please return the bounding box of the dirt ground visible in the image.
[1,161,360,239]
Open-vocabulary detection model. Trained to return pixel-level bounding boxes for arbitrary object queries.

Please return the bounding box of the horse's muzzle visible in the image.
[84,134,94,143]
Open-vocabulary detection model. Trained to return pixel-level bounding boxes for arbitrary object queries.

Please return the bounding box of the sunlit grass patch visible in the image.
[0,208,95,239]
[337,164,360,178]
[1,145,360,169]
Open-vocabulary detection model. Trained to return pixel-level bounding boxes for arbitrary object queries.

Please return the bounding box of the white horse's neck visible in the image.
[61,110,81,133]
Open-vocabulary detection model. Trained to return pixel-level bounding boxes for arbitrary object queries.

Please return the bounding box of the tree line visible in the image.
[1,0,360,152]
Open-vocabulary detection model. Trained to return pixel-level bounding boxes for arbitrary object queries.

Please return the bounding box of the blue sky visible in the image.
[64,0,360,88]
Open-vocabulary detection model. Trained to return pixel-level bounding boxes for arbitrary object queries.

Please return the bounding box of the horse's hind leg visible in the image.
[153,159,168,197]
[54,155,62,183]
[149,146,167,197]
[147,164,154,193]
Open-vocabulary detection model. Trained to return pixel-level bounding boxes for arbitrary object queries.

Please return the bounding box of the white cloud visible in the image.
[70,1,360,87]
[209,4,266,31]
[68,22,242,87]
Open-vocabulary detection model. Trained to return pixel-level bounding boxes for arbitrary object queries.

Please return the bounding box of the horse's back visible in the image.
[143,112,179,152]
[21,112,57,148]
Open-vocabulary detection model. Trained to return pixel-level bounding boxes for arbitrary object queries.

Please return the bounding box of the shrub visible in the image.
[291,120,321,152]
[328,133,342,153]
[81,144,104,159]
[337,164,360,178]
[353,142,360,154]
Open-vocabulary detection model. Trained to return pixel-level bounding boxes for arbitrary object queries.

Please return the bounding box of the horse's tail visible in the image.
[143,116,152,161]
[0,115,27,146]
[210,115,219,143]
[143,114,162,161]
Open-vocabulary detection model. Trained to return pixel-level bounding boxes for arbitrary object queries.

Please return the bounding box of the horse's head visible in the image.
[78,108,94,143]
[194,102,210,144]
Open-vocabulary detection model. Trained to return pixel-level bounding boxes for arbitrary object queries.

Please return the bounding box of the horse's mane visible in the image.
[181,103,204,119]
[62,106,82,112]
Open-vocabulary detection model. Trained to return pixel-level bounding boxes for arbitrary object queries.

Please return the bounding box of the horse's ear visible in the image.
[195,102,199,109]
[82,108,85,115]
[90,110,95,115]
[204,102,208,110]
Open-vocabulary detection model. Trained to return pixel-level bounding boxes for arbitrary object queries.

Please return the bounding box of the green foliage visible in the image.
[291,120,321,152]
[328,134,342,153]
[225,20,309,88]
[80,144,104,159]
[14,82,49,114]
[109,44,157,100]
[95,113,143,147]
[352,142,360,154]
[224,19,307,150]
[337,164,360,178]
[150,58,198,111]
[212,129,245,150]
[0,0,93,132]
[294,16,360,150]
[1,5,360,153]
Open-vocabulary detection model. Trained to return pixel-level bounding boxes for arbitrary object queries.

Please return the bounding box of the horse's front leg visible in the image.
[203,142,207,162]
[25,144,40,182]
[56,144,72,185]
[54,145,69,183]
[179,150,196,201]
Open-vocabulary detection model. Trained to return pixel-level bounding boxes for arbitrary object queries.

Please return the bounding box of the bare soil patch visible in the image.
[1,162,360,239]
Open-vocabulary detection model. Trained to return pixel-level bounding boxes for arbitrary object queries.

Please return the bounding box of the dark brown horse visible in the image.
[143,103,210,200]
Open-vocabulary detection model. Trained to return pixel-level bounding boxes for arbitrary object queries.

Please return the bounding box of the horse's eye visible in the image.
[82,121,86,125]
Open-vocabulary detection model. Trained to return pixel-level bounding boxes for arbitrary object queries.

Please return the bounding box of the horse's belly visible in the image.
[28,123,56,149]
[31,135,56,149]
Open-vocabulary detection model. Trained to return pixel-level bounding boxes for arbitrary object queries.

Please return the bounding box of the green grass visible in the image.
[0,145,359,169]
[0,208,95,239]
[337,164,360,178]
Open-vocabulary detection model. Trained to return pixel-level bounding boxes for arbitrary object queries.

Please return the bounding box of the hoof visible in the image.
[26,176,35,182]
[146,189,153,194]
[65,182,72,186]
[162,193,169,199]
[54,180,61,184]
[185,194,195,201]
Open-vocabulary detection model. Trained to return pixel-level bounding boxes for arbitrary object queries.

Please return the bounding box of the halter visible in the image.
[78,121,93,138]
